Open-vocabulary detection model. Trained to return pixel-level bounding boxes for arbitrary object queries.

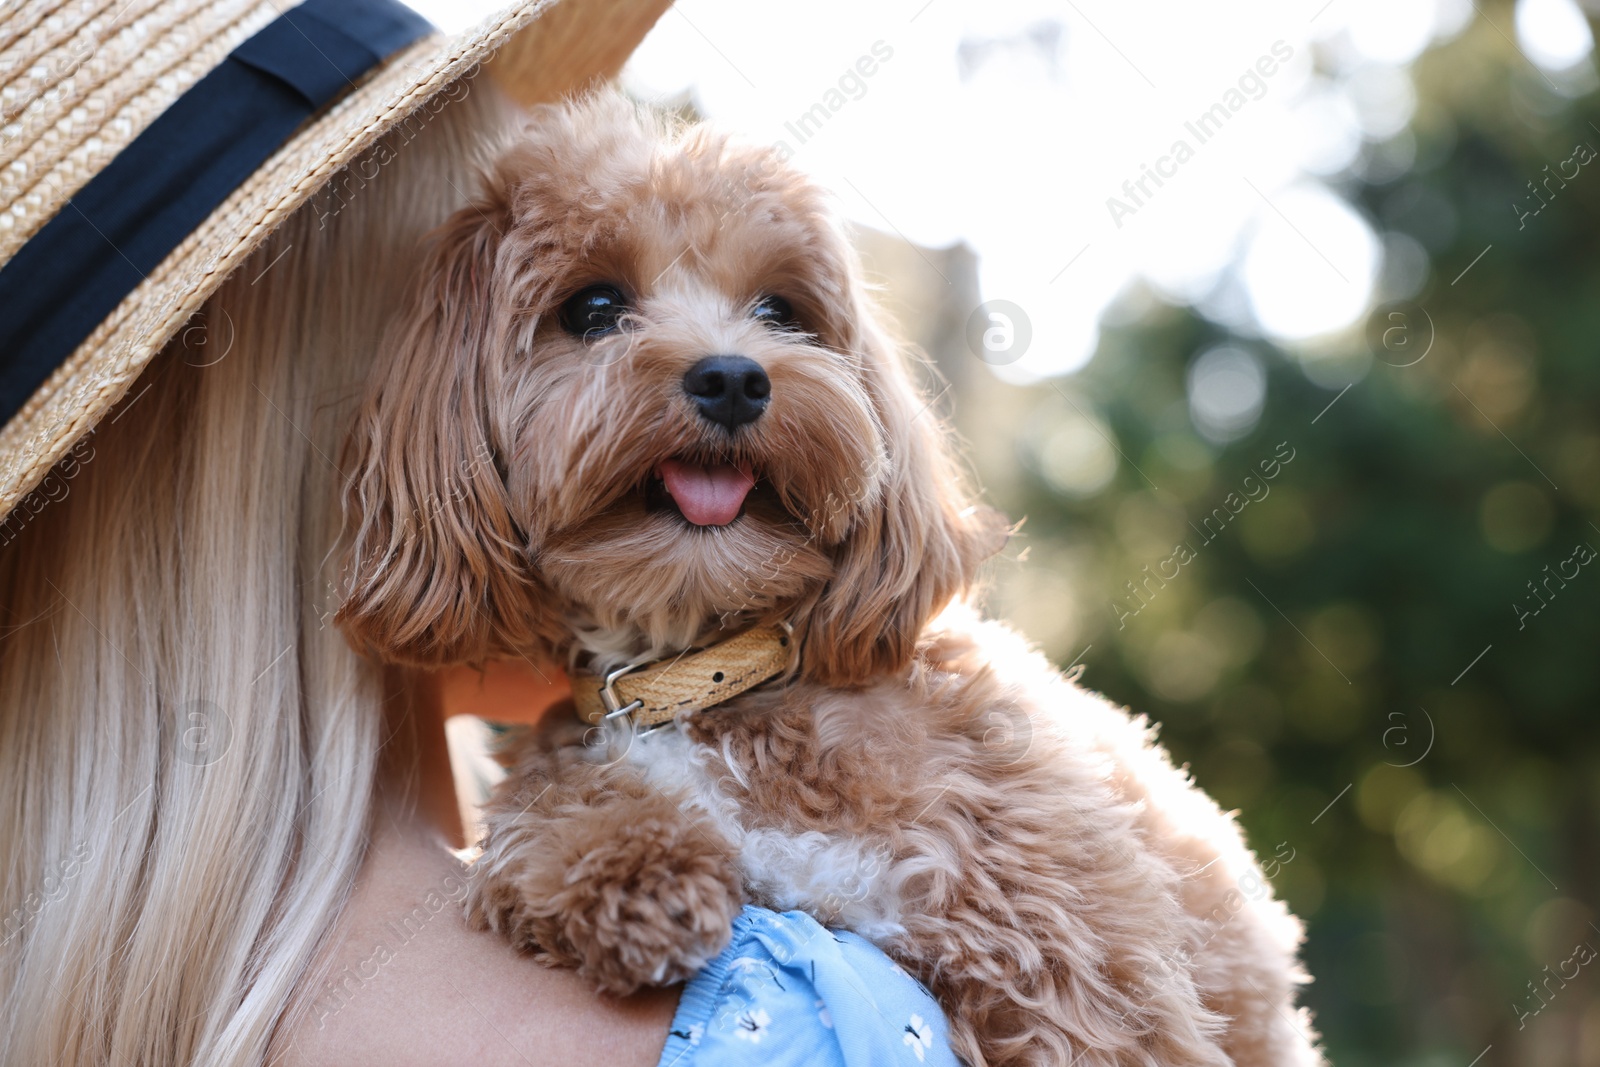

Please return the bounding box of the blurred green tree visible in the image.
[953,8,1600,1065]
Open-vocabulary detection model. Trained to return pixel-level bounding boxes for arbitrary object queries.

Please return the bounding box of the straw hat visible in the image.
[0,0,671,523]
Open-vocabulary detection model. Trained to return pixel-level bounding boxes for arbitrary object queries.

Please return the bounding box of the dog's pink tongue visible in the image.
[658,459,755,527]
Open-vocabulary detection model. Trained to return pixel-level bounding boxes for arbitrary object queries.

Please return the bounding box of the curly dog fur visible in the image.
[335,90,1324,1067]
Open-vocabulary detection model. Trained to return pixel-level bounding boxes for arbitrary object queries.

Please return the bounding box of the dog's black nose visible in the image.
[682,355,770,431]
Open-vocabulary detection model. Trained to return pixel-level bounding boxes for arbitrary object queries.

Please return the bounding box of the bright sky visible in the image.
[410,0,1595,388]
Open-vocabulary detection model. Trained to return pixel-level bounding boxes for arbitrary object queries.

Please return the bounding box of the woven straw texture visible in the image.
[1,0,278,261]
[0,0,671,522]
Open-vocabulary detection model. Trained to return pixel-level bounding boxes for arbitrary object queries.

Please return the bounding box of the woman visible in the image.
[0,1,958,1063]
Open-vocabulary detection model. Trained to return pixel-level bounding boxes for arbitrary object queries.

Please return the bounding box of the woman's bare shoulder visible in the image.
[271,827,677,1067]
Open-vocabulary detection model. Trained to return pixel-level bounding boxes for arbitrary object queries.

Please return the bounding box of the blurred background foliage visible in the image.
[860,6,1600,1065]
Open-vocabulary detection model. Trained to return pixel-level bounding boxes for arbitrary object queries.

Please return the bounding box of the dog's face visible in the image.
[338,93,1003,684]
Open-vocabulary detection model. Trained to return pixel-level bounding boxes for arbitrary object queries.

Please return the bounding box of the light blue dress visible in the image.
[655,906,963,1067]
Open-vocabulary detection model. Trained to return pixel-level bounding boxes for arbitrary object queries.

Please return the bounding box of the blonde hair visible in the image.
[0,77,510,1065]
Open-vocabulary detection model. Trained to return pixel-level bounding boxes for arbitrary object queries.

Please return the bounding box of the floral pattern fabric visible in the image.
[655,907,962,1067]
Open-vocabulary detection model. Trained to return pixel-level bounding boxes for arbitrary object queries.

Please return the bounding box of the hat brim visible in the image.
[0,0,670,520]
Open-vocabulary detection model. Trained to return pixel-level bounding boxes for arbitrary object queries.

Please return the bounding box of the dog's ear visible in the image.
[800,298,1009,687]
[336,189,557,666]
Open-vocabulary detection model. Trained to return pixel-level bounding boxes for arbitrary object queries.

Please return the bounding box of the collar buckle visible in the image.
[594,660,673,739]
[599,661,646,720]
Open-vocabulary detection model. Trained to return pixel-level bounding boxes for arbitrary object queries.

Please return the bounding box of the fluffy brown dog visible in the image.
[336,91,1323,1067]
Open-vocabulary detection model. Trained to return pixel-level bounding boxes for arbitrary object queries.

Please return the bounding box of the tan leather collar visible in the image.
[571,623,794,730]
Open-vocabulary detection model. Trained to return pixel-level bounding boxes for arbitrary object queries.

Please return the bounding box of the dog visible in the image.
[335,91,1323,1067]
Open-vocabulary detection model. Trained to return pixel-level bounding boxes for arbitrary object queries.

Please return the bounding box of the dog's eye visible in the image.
[750,295,799,330]
[559,284,629,338]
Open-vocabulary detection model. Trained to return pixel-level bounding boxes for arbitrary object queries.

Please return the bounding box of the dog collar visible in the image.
[571,623,795,731]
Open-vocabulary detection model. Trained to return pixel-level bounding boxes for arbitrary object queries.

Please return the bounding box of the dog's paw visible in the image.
[564,821,745,993]
[467,780,744,996]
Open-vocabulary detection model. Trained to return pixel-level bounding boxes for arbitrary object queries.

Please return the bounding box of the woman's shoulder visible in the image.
[269,826,960,1067]
[271,830,677,1067]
